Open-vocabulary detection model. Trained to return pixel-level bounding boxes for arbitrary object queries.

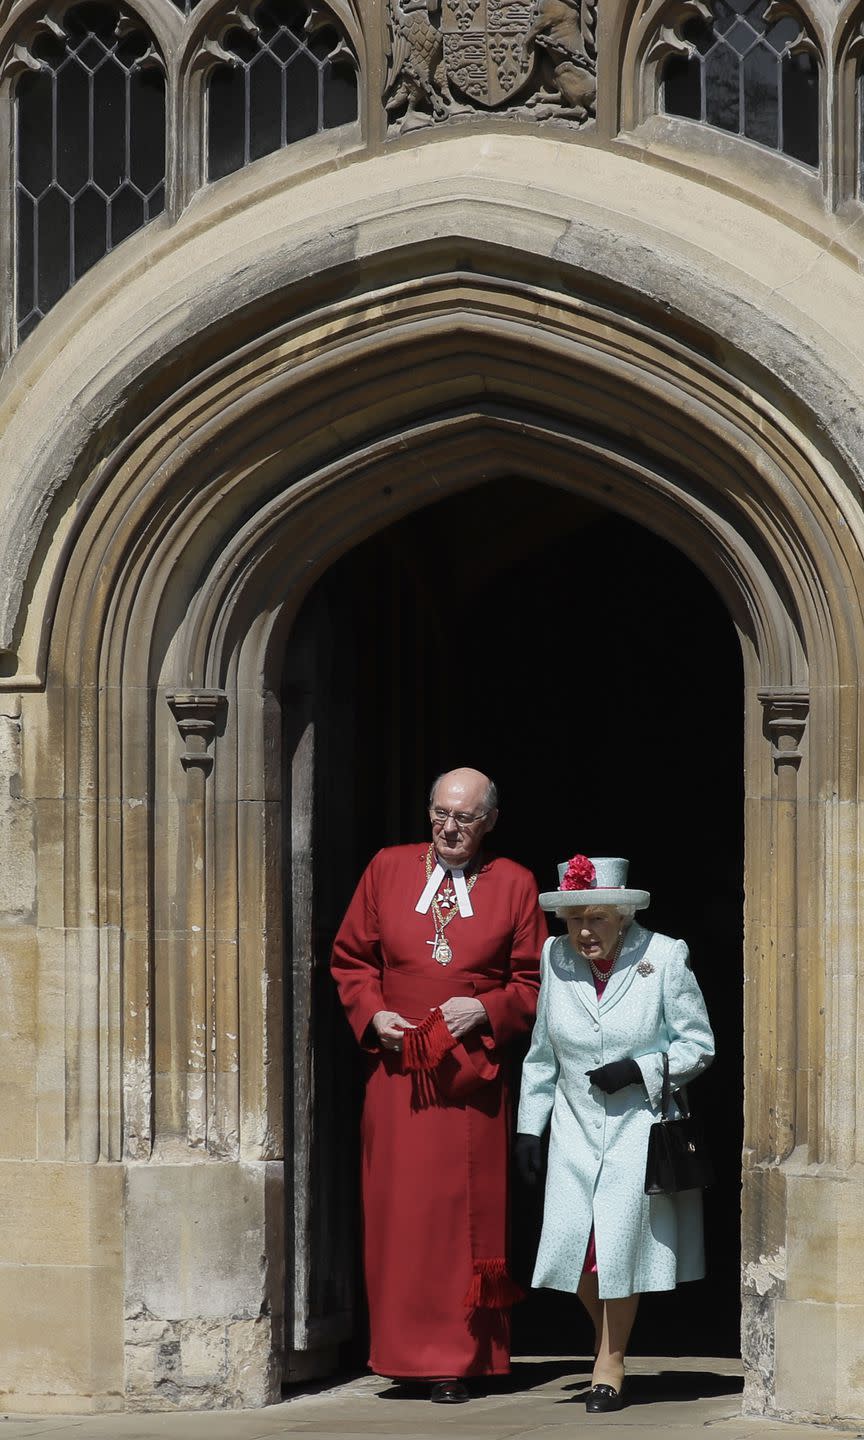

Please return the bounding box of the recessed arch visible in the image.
[1,153,864,1414]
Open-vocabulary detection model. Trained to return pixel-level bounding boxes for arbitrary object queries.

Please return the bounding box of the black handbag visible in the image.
[644,1052,714,1194]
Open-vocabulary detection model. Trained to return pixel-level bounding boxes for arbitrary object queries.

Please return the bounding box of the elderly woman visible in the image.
[516,855,714,1412]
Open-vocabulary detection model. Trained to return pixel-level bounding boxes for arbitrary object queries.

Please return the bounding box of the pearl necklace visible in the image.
[583,928,625,983]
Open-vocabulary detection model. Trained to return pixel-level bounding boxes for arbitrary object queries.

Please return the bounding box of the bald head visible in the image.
[428,768,498,868]
[429,768,497,812]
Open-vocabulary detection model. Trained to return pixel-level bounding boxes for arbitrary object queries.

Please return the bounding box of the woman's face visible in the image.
[566,906,626,960]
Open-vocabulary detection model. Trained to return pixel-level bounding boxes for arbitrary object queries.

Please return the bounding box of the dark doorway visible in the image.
[283,475,743,1371]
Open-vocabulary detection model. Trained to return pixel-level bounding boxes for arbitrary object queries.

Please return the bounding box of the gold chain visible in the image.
[425,845,480,964]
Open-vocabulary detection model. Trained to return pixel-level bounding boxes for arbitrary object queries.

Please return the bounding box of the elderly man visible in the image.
[331,767,545,1402]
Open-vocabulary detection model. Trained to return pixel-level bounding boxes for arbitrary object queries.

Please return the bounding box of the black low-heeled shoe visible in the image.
[585,1383,624,1413]
[430,1379,469,1404]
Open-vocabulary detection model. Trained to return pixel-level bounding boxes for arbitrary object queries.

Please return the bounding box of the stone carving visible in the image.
[384,0,596,131]
[166,689,227,774]
[643,0,712,69]
[758,688,808,772]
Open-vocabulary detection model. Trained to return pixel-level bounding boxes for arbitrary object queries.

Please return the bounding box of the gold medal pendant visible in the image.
[433,934,453,965]
[423,848,478,968]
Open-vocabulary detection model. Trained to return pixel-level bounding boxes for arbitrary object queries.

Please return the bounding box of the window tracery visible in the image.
[202,0,358,181]
[1,0,862,359]
[11,2,166,343]
[657,0,820,166]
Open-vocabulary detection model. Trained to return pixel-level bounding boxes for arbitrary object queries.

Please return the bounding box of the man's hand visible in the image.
[372,1010,413,1052]
[440,996,488,1040]
[585,1058,643,1093]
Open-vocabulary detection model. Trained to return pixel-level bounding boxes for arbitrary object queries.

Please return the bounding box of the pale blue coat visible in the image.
[518,924,715,1299]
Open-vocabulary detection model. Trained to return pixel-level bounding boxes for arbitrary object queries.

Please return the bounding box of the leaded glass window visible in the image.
[14,4,166,344]
[661,0,819,168]
[206,0,358,182]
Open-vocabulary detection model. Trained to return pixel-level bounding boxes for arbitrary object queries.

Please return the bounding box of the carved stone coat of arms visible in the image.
[384,0,597,131]
[442,0,534,108]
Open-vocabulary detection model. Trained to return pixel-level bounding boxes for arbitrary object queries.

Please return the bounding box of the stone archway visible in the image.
[1,170,863,1415]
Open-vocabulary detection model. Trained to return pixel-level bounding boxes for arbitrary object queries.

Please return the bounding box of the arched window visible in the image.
[660,0,819,167]
[13,4,165,344]
[205,0,358,182]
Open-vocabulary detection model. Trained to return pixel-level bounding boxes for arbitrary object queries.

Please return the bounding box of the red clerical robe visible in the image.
[331,844,545,1380]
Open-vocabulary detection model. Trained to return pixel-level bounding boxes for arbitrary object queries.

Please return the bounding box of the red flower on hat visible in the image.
[561,855,596,891]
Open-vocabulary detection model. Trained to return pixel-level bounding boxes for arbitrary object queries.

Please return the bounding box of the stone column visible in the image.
[758,687,808,1162]
[123,687,282,1410]
[741,688,808,1416]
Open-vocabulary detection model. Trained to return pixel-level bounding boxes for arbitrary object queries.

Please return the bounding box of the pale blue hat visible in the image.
[539,856,650,912]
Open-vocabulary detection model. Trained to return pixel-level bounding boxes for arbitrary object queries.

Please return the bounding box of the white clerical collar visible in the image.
[415,861,475,918]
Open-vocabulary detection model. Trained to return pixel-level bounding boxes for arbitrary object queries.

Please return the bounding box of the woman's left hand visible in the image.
[586,1058,643,1093]
[440,996,488,1040]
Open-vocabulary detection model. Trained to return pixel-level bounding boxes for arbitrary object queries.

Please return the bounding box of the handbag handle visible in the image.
[660,1051,690,1121]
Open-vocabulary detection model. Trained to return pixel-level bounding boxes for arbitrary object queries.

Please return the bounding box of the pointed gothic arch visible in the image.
[1,147,864,1415]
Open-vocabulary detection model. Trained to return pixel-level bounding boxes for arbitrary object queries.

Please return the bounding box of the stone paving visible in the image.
[0,1358,860,1440]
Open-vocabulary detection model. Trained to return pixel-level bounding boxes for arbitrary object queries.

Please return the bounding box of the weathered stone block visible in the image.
[124,1161,283,1408]
[786,1174,864,1306]
[0,705,35,919]
[0,1254,122,1403]
[0,927,38,1159]
[0,1160,122,1267]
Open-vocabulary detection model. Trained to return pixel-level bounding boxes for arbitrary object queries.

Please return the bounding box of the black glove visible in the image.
[514,1133,543,1185]
[586,1058,643,1094]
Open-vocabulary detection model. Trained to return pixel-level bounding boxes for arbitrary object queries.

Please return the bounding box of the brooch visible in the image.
[636,961,655,976]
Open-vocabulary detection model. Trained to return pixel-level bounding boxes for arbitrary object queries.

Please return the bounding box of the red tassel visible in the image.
[463,1259,525,1310]
[402,1008,456,1072]
[409,1068,439,1111]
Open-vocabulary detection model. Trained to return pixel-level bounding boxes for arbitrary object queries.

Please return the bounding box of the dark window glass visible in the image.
[16,191,35,333]
[661,0,819,169]
[206,0,358,182]
[781,52,819,166]
[208,65,247,178]
[742,46,778,147]
[14,3,166,345]
[704,42,740,131]
[322,58,358,128]
[662,55,702,119]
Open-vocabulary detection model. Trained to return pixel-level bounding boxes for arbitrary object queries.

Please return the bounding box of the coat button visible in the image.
[593,1023,599,1032]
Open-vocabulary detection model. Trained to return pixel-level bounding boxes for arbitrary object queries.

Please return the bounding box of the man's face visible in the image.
[429,776,497,868]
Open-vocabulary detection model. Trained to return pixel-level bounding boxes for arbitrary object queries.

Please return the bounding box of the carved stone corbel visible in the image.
[187,10,260,78]
[0,41,43,81]
[166,689,227,774]
[643,0,711,67]
[758,687,808,771]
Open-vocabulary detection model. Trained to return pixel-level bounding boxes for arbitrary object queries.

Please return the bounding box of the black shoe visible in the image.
[430,1379,469,1404]
[585,1383,623,1413]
